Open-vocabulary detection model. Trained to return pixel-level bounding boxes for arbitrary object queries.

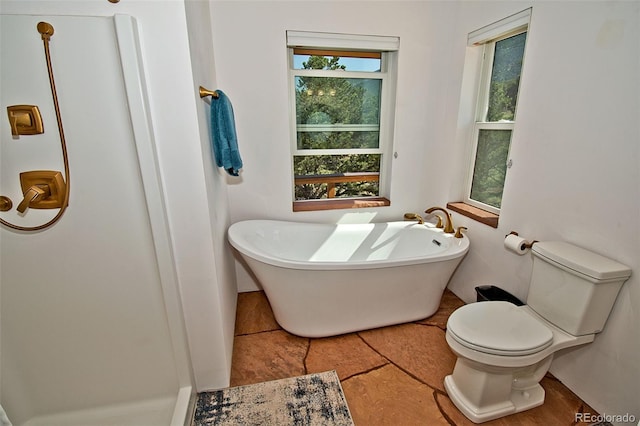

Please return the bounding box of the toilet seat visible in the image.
[447,301,553,356]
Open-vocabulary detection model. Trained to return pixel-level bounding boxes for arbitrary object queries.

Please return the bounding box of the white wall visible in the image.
[1,0,236,392]
[210,0,639,421]
[184,0,238,390]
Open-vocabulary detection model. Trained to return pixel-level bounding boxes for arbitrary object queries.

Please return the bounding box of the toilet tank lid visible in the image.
[532,241,631,281]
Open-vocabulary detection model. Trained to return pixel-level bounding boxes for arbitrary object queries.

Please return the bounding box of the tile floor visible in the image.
[230,290,601,425]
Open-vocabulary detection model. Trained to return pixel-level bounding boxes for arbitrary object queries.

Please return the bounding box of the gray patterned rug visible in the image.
[193,370,354,425]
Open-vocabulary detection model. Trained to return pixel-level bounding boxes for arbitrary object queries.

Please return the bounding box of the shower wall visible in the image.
[2,0,238,395]
[0,15,189,424]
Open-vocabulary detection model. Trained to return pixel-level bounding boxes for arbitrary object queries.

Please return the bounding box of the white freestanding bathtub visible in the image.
[228,220,469,337]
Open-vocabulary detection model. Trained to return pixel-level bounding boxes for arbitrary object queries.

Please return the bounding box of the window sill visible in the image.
[447,202,498,228]
[293,197,390,212]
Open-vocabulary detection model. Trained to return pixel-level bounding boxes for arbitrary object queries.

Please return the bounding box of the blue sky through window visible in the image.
[293,55,381,72]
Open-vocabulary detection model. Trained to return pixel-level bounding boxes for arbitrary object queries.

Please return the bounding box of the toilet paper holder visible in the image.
[506,231,537,249]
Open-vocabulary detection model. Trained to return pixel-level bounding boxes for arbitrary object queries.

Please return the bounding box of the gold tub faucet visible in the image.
[425,206,454,234]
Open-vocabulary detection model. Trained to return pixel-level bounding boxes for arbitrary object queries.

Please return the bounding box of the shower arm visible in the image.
[0,21,71,232]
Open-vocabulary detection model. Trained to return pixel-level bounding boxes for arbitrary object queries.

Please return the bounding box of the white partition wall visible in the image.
[0,15,193,425]
[1,0,240,396]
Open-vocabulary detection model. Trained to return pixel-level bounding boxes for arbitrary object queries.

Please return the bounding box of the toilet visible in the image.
[444,241,631,423]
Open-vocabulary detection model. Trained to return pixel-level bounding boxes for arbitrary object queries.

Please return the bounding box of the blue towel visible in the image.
[210,89,243,176]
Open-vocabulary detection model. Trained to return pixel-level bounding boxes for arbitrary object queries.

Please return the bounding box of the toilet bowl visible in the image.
[444,302,594,423]
[444,241,631,423]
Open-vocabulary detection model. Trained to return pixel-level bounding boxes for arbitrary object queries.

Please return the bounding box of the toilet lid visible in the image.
[447,301,553,356]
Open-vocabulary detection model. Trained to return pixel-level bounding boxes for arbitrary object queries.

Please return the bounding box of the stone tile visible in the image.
[230,330,308,387]
[359,323,457,392]
[306,333,388,380]
[341,364,449,426]
[235,291,281,335]
[416,289,466,330]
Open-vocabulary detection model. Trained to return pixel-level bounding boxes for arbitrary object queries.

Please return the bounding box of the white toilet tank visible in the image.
[527,241,631,336]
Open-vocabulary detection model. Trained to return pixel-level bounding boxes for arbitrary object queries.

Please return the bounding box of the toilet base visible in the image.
[444,371,545,423]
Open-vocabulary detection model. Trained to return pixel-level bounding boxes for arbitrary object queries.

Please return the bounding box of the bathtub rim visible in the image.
[228,219,469,271]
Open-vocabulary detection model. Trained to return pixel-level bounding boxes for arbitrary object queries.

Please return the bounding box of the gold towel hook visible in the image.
[199,86,219,99]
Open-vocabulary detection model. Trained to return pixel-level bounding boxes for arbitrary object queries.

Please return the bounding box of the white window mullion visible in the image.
[293,148,383,156]
[293,69,384,79]
[297,124,381,132]
[475,122,515,131]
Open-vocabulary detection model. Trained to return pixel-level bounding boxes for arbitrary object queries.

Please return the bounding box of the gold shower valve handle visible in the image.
[18,171,67,212]
[7,105,44,136]
[17,186,47,214]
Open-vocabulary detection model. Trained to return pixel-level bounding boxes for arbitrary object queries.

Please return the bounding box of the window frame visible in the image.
[463,9,531,215]
[286,31,399,211]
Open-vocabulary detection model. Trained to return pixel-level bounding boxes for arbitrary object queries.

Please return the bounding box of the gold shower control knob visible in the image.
[7,105,44,136]
[0,196,13,212]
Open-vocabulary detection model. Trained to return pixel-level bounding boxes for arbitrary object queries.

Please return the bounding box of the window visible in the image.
[287,31,399,211]
[465,9,530,215]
